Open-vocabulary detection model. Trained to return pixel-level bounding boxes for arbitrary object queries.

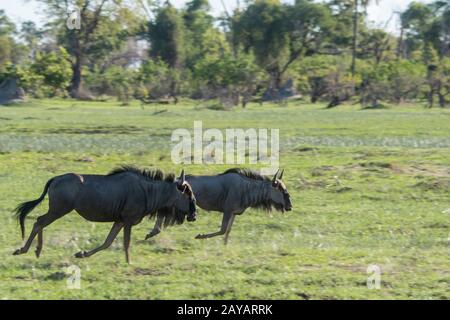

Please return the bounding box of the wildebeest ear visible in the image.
[279,169,284,180]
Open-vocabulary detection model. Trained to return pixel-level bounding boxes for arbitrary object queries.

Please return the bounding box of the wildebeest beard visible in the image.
[152,173,183,226]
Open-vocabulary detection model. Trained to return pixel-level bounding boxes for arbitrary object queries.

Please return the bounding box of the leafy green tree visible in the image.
[234,0,333,95]
[358,61,390,107]
[350,0,379,76]
[401,2,434,59]
[194,49,264,107]
[138,58,187,102]
[0,10,16,68]
[146,2,186,101]
[31,47,73,96]
[296,55,357,106]
[148,2,185,69]
[358,29,395,65]
[182,0,214,69]
[233,0,289,91]
[326,0,354,49]
[20,21,43,59]
[385,60,426,104]
[39,0,140,98]
[401,1,449,106]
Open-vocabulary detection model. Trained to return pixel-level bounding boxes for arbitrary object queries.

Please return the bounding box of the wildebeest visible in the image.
[12,166,196,263]
[147,168,292,244]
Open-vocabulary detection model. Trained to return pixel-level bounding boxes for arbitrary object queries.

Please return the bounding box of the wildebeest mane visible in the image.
[108,165,170,181]
[221,168,271,182]
[164,173,176,183]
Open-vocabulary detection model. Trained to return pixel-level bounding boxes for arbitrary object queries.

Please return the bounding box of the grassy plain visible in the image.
[0,99,448,299]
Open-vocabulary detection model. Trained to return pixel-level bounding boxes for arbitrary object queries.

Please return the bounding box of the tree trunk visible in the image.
[427,83,434,108]
[273,71,282,92]
[70,36,82,98]
[351,0,359,77]
[396,25,404,60]
[70,59,81,98]
[437,81,445,108]
[169,79,178,104]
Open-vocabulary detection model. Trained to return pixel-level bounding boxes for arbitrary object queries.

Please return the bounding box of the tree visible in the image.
[359,29,394,65]
[20,21,43,59]
[194,48,264,108]
[401,1,450,106]
[234,0,333,97]
[0,10,16,68]
[31,47,73,96]
[386,60,426,104]
[233,0,288,93]
[350,0,379,76]
[296,55,356,106]
[138,57,187,101]
[39,0,139,98]
[146,2,186,101]
[182,0,215,69]
[148,2,185,69]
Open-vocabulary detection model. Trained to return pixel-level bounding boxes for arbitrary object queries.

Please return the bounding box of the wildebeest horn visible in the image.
[179,169,185,182]
[272,169,280,183]
[279,169,284,180]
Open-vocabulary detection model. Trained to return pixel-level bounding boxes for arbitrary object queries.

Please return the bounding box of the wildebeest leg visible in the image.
[74,222,123,259]
[223,214,236,245]
[123,225,131,264]
[13,212,64,256]
[35,230,43,258]
[145,213,164,240]
[195,211,232,240]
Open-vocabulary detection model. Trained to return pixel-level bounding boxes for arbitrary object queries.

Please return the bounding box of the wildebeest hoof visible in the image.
[12,248,23,255]
[145,230,160,240]
[74,251,87,258]
[195,234,205,239]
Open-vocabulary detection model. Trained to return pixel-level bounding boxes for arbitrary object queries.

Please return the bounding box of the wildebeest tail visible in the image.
[14,178,54,240]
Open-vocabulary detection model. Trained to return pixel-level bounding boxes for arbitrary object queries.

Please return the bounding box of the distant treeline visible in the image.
[0,0,449,108]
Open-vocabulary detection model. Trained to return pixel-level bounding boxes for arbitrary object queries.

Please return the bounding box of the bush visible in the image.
[358,60,426,106]
[296,55,358,106]
[85,66,138,104]
[30,47,72,96]
[194,52,265,107]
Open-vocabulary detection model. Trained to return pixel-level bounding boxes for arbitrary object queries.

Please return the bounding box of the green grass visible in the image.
[0,99,449,299]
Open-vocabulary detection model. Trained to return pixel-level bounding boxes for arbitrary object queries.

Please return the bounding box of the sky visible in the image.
[0,0,435,34]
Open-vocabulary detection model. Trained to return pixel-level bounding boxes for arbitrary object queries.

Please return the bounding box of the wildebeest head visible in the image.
[269,169,292,212]
[174,169,197,222]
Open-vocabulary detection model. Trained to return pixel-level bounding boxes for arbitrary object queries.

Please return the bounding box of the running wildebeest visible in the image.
[147,168,292,244]
[12,166,197,263]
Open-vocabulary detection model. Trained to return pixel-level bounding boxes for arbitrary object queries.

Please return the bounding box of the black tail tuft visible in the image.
[13,178,54,240]
[14,200,42,240]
